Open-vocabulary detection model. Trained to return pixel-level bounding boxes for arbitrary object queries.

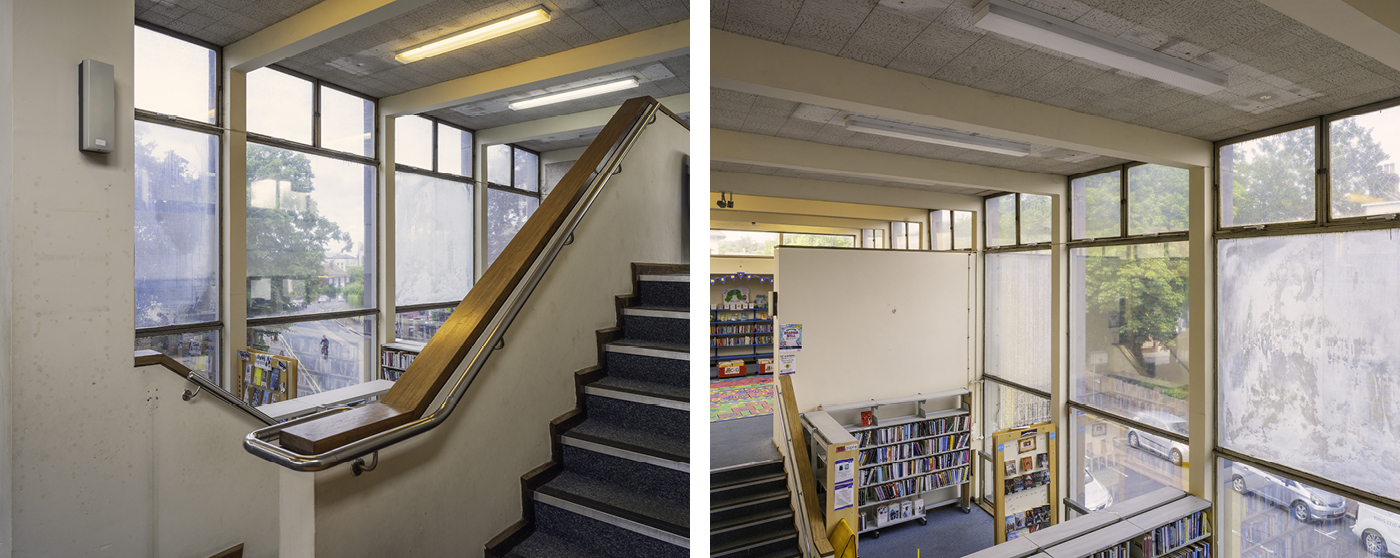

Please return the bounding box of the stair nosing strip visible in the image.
[639,274,688,282]
[710,509,795,535]
[711,472,787,492]
[563,434,689,472]
[709,457,784,475]
[711,532,798,558]
[606,343,688,360]
[622,307,689,319]
[585,385,688,410]
[534,488,690,548]
[711,491,788,513]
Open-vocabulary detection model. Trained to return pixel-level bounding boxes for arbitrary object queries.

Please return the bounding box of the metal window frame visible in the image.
[485,144,544,195]
[778,232,858,248]
[245,64,381,161]
[393,114,477,179]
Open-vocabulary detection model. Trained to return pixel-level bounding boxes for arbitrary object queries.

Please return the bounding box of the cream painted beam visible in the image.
[712,172,983,212]
[713,129,1064,196]
[383,21,689,116]
[541,146,587,165]
[711,192,940,222]
[1259,0,1400,73]
[712,30,1211,168]
[225,0,436,71]
[477,93,689,145]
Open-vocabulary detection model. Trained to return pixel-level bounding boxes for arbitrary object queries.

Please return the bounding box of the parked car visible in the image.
[1229,463,1347,522]
[1083,467,1113,511]
[1126,411,1189,466]
[1354,504,1400,556]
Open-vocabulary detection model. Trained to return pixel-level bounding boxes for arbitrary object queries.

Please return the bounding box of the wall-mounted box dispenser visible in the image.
[78,59,114,154]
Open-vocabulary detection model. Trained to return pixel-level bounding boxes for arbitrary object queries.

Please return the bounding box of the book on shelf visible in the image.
[1143,511,1210,558]
[861,411,874,427]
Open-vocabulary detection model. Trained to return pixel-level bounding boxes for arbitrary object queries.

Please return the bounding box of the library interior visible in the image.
[708,2,1400,558]
[0,0,689,557]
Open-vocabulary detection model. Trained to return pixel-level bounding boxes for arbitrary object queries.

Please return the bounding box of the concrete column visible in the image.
[1187,165,1216,500]
[0,0,13,550]
[378,115,395,349]
[223,69,248,391]
[1048,190,1071,518]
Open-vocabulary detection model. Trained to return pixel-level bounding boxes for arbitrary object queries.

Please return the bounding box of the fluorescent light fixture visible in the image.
[844,115,1032,157]
[396,7,550,63]
[972,0,1226,95]
[508,78,640,110]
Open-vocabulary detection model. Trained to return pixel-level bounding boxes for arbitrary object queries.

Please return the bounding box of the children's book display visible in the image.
[235,348,298,407]
[710,285,773,367]
[994,423,1058,543]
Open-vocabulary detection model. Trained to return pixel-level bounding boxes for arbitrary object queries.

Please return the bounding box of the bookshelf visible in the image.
[816,390,974,537]
[709,305,772,365]
[995,422,1059,543]
[969,489,1211,558]
[380,340,425,381]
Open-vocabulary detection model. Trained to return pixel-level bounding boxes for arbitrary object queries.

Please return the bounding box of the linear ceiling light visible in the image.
[972,0,1226,95]
[396,7,550,63]
[508,78,640,110]
[844,115,1032,157]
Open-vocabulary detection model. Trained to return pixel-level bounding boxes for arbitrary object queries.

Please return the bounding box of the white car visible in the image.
[1354,504,1400,556]
[1126,411,1189,466]
[1083,468,1113,511]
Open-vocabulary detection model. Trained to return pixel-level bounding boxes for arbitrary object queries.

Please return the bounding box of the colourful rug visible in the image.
[711,375,775,422]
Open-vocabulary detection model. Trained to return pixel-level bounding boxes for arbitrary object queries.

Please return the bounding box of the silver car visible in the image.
[1229,463,1347,522]
[1126,411,1189,466]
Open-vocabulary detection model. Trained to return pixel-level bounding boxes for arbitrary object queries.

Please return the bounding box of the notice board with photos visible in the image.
[994,422,1058,544]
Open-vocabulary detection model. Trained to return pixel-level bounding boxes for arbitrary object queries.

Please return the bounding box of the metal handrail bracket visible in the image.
[243,101,665,472]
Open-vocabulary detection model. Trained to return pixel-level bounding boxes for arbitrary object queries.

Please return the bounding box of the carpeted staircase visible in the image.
[711,459,802,558]
[487,265,690,558]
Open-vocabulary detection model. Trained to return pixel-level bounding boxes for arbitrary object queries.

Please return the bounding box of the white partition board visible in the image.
[775,247,974,412]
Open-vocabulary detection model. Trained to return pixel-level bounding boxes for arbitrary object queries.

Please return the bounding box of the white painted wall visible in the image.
[309,115,688,556]
[774,247,975,413]
[0,0,14,551]
[711,256,774,275]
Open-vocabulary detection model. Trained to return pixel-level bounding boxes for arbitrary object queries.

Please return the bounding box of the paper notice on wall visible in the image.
[778,352,798,375]
[778,324,802,351]
[833,481,854,511]
[834,458,855,484]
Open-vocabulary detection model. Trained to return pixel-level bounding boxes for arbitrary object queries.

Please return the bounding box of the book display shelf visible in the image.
[813,389,974,537]
[709,305,772,363]
[966,488,1211,558]
[380,340,425,382]
[996,423,1059,543]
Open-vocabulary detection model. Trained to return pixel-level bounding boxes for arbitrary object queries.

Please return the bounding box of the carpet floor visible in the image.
[857,503,995,558]
[710,375,774,422]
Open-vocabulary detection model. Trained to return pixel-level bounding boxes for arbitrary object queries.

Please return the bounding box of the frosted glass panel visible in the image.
[1219,126,1316,227]
[986,195,1017,247]
[487,144,512,186]
[514,148,539,192]
[247,68,312,144]
[1128,164,1189,235]
[931,210,952,250]
[135,121,219,328]
[1219,230,1400,501]
[395,173,473,306]
[1330,107,1400,219]
[1072,170,1121,239]
[437,124,472,177]
[954,211,973,249]
[486,188,539,266]
[395,116,433,170]
[320,86,373,157]
[985,251,1051,392]
[135,27,216,123]
[1021,194,1051,244]
[1071,242,1190,421]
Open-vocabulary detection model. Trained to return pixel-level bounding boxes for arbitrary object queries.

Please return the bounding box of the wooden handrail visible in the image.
[135,349,194,378]
[779,375,837,557]
[277,96,676,455]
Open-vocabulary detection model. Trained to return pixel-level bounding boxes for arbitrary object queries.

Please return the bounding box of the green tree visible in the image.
[344,265,365,307]
[245,144,349,315]
[1329,117,1399,216]
[1084,243,1189,375]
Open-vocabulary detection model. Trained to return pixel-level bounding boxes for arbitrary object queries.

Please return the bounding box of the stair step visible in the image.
[711,459,785,489]
[534,501,687,558]
[712,472,786,494]
[561,445,687,502]
[510,530,612,558]
[712,485,789,513]
[622,306,688,319]
[711,530,798,558]
[737,545,803,558]
[639,274,687,308]
[606,339,687,360]
[711,507,794,534]
[535,471,688,545]
[586,379,687,411]
[564,418,688,469]
[622,309,689,344]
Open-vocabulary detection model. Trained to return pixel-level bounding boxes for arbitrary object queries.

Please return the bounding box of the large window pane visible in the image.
[486,188,539,266]
[437,124,472,177]
[395,307,453,343]
[320,86,373,157]
[710,230,779,256]
[1071,242,1190,420]
[249,316,373,395]
[1067,410,1187,514]
[782,233,854,248]
[1218,230,1400,501]
[134,27,215,123]
[1216,457,1378,558]
[1330,108,1400,219]
[908,222,921,249]
[1021,194,1051,244]
[395,173,473,306]
[954,211,973,249]
[892,221,908,249]
[1219,126,1316,227]
[931,210,952,250]
[986,195,1017,247]
[247,68,312,144]
[1128,165,1189,235]
[982,381,1050,501]
[246,144,375,318]
[487,144,512,187]
[395,116,433,170]
[135,121,219,328]
[985,251,1051,392]
[1072,170,1122,239]
[136,330,220,384]
[514,148,539,192]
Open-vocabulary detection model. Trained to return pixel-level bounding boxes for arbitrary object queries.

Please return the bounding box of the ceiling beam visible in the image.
[712,29,1211,168]
[541,146,588,165]
[1258,0,1400,73]
[712,172,984,212]
[225,0,437,71]
[477,93,689,145]
[713,129,1064,197]
[382,21,689,116]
